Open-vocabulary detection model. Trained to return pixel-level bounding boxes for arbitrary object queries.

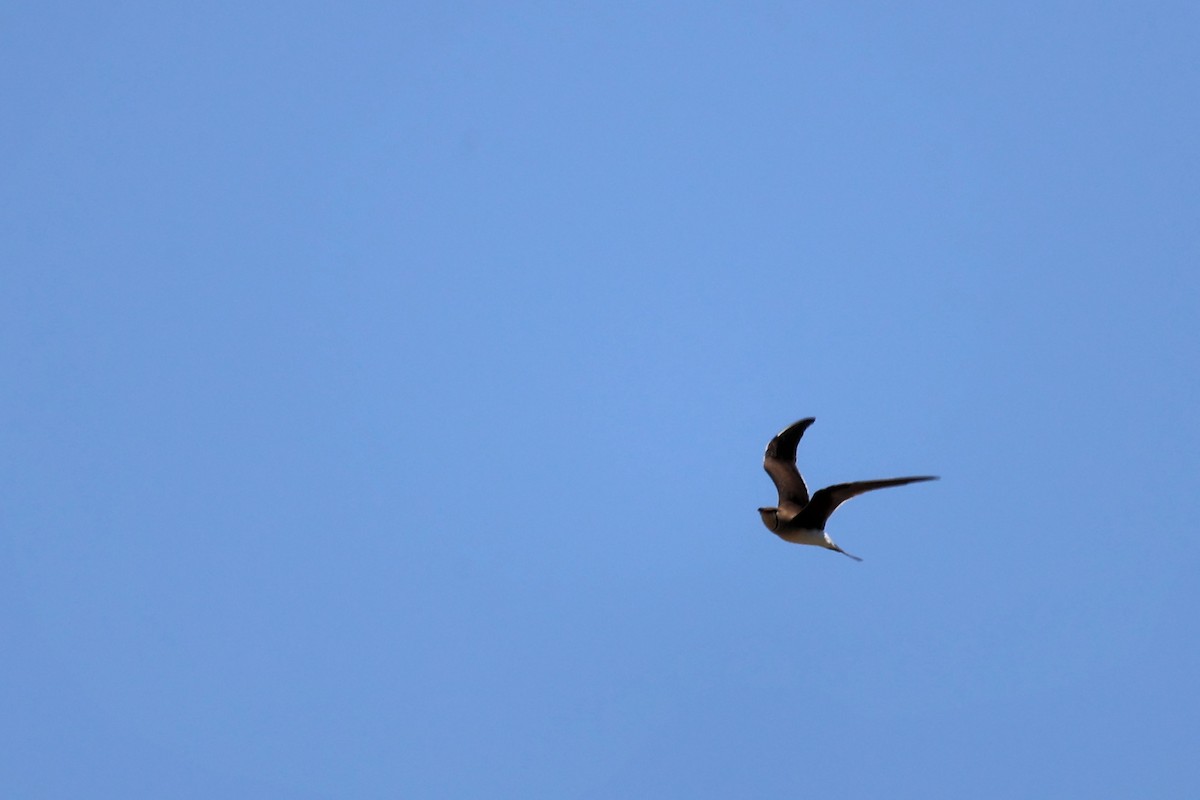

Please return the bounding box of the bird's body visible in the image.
[758,417,936,561]
[771,526,833,548]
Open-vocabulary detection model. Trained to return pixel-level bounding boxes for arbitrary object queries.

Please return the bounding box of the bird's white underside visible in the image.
[777,528,833,547]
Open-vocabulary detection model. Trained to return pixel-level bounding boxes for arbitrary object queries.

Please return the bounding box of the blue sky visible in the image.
[3,3,1198,797]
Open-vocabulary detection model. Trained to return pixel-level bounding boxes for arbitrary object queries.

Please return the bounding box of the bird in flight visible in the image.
[758,417,936,561]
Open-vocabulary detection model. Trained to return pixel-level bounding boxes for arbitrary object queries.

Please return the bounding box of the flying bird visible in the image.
[758,417,937,561]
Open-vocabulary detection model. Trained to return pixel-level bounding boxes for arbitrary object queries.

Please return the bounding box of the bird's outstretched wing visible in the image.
[802,476,938,527]
[763,417,816,509]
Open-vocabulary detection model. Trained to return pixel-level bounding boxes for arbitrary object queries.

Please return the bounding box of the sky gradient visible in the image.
[4,3,1199,797]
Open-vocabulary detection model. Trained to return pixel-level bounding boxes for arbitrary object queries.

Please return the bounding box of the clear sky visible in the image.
[4,3,1198,798]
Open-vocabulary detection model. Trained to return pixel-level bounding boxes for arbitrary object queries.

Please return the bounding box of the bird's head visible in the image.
[757,507,779,531]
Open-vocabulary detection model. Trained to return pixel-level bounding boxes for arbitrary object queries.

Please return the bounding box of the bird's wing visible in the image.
[763,418,816,508]
[802,476,938,527]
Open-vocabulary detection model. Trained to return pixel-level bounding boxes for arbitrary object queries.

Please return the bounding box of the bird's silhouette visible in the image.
[758,417,937,561]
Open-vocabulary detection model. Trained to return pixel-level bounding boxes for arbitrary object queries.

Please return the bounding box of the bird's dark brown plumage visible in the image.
[759,417,937,560]
[792,476,936,530]
[762,417,815,512]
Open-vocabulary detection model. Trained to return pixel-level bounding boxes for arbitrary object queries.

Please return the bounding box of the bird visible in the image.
[758,417,937,561]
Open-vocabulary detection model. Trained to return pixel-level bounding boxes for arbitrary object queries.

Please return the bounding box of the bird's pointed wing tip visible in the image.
[776,416,815,433]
